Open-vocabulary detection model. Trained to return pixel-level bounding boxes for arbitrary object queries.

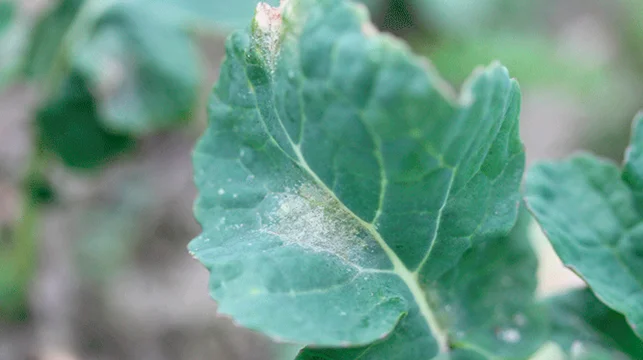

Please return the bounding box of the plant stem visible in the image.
[0,142,46,318]
[16,142,46,269]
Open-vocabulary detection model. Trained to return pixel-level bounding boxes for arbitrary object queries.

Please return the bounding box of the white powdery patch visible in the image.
[262,184,368,262]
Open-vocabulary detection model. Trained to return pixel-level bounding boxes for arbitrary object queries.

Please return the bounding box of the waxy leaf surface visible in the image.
[297,208,547,359]
[190,0,543,358]
[526,113,643,339]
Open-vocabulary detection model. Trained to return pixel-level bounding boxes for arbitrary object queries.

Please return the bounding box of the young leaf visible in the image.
[73,1,200,134]
[36,72,134,169]
[545,288,643,360]
[190,0,541,357]
[526,113,643,339]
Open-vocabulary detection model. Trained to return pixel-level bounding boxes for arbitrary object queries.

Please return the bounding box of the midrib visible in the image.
[244,64,450,353]
[291,143,450,353]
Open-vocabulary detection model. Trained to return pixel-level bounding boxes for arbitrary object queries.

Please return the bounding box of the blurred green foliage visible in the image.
[23,0,83,80]
[421,35,605,94]
[621,0,643,72]
[0,146,44,322]
[24,174,56,205]
[0,0,27,87]
[72,1,201,134]
[23,0,200,168]
[36,72,134,169]
[0,225,31,321]
[0,1,14,33]
[415,0,540,34]
[4,0,281,171]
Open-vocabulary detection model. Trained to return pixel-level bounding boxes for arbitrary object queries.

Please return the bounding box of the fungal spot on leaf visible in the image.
[261,183,371,263]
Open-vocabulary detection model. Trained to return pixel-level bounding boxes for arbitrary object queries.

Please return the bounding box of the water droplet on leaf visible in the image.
[497,328,521,343]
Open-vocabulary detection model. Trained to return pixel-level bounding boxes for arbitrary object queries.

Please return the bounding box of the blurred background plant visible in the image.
[0,0,641,359]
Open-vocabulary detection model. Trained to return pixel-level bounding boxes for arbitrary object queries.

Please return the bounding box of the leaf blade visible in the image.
[546,288,643,360]
[190,0,542,357]
[526,113,643,339]
[298,208,547,359]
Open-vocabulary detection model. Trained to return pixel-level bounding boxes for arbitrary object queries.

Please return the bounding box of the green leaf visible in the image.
[23,0,84,80]
[297,208,547,359]
[22,0,200,133]
[525,113,643,340]
[190,0,543,358]
[545,288,643,360]
[36,72,134,169]
[73,1,201,134]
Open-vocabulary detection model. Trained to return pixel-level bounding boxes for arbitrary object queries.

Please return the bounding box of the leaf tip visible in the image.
[252,0,296,72]
[254,2,282,34]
